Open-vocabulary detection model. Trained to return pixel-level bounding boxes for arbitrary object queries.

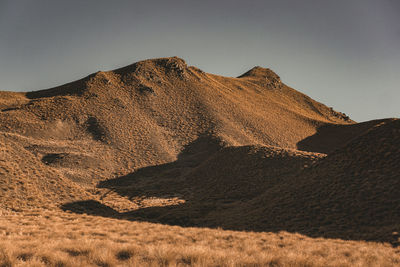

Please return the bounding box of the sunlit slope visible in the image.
[0,57,354,207]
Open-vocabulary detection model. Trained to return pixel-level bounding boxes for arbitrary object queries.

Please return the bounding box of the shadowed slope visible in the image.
[253,119,400,244]
[63,121,400,245]
[196,119,400,244]
[297,119,389,153]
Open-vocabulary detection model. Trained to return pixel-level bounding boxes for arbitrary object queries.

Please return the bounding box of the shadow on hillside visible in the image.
[62,134,225,226]
[296,119,387,154]
[62,135,400,247]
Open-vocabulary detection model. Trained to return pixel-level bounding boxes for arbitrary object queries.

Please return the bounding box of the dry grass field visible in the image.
[0,57,399,266]
[1,210,399,267]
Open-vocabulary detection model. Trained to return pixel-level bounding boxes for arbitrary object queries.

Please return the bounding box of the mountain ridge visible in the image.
[0,57,398,246]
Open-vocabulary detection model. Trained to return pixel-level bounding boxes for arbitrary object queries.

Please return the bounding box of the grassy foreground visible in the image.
[0,209,399,267]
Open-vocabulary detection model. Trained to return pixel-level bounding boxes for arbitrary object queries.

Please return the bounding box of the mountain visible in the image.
[0,57,398,246]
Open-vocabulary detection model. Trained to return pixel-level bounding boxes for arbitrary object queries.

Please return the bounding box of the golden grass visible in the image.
[1,56,399,266]
[1,210,399,267]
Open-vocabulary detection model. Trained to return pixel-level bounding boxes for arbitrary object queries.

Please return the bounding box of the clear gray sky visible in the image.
[0,0,398,122]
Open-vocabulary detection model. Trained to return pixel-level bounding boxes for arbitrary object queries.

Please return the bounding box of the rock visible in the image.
[165,57,188,80]
[138,84,155,94]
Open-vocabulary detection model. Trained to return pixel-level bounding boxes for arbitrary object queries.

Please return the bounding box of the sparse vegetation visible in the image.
[0,57,399,266]
[1,210,399,267]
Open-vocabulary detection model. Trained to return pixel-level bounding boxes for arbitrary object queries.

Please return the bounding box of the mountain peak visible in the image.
[238,66,282,89]
[238,66,278,78]
[114,56,188,78]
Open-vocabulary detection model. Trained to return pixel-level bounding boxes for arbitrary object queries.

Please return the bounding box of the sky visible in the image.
[0,0,398,122]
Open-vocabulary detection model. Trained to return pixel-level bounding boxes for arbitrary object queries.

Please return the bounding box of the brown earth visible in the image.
[0,57,399,265]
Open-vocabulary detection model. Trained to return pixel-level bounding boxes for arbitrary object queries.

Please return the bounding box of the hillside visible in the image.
[88,119,399,245]
[0,56,354,208]
[0,57,399,266]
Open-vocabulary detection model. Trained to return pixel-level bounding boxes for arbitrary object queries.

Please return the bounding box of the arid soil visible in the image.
[0,57,398,266]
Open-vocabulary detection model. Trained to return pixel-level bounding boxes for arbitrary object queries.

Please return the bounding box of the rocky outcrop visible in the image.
[238,66,282,89]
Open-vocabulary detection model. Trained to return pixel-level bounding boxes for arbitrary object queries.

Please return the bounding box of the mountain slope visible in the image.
[0,57,353,207]
[93,119,399,244]
[1,57,398,247]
